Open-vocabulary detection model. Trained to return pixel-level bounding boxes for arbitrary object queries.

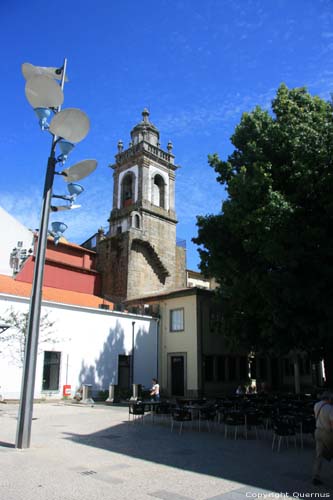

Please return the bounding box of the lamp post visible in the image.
[16,59,97,449]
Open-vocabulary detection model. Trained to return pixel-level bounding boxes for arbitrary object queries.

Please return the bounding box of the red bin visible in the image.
[63,385,71,397]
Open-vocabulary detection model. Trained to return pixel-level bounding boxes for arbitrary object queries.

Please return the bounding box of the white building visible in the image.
[0,275,158,400]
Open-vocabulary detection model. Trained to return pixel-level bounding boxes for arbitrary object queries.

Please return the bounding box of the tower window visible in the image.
[152,174,165,208]
[134,214,140,228]
[121,173,135,208]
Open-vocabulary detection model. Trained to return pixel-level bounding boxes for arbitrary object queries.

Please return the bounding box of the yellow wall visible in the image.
[158,294,198,395]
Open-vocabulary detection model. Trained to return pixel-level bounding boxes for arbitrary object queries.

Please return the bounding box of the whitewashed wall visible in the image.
[0,293,158,400]
[0,206,34,276]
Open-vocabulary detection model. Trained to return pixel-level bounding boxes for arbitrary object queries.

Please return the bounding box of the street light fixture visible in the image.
[0,323,11,334]
[16,59,97,449]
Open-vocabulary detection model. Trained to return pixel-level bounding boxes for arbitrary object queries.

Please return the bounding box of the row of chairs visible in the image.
[128,401,316,451]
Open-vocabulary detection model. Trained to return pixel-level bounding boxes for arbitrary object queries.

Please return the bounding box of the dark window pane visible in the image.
[204,356,214,382]
[239,356,248,380]
[228,357,236,381]
[217,356,225,381]
[42,351,61,391]
[259,358,267,379]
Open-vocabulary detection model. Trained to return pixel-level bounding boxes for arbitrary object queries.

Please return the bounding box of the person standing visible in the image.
[312,391,333,486]
[150,378,160,401]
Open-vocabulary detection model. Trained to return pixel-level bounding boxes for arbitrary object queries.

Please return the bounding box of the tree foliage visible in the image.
[194,84,333,382]
[0,307,56,366]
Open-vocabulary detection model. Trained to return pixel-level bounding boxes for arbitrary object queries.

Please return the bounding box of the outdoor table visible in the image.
[141,400,161,422]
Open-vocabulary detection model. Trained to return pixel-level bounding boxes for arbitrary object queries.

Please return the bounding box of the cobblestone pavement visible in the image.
[0,402,332,500]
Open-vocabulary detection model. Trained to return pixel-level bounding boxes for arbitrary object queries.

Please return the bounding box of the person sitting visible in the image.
[150,378,160,401]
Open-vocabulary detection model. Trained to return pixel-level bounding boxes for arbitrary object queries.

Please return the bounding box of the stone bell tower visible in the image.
[98,109,186,303]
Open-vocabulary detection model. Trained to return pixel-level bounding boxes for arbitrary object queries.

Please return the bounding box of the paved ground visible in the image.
[0,402,332,500]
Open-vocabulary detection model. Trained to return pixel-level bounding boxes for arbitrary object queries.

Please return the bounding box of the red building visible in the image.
[15,234,105,302]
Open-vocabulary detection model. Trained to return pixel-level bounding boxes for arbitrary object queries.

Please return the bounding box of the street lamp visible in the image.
[0,323,11,334]
[16,59,97,449]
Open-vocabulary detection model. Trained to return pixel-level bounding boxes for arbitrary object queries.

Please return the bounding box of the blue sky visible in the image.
[1,0,332,271]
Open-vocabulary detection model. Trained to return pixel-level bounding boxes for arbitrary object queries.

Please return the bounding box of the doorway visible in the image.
[169,354,186,397]
[118,355,131,389]
[42,351,61,391]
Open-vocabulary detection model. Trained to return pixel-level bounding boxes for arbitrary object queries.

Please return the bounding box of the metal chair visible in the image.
[298,415,315,448]
[128,402,145,423]
[271,417,297,452]
[245,411,264,439]
[224,411,247,439]
[198,406,217,432]
[171,408,192,435]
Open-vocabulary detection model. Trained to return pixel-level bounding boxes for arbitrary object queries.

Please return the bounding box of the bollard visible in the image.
[81,384,95,405]
[106,384,116,404]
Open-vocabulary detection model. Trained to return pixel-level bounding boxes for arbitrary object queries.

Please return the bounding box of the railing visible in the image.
[116,141,174,164]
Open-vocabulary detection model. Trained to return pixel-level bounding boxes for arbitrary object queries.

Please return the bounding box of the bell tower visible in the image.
[98,109,186,302]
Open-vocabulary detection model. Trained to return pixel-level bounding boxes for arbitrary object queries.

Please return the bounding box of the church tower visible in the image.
[98,109,186,303]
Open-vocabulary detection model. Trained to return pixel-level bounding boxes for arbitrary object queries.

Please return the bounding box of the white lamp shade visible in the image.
[25,74,64,108]
[22,62,69,82]
[60,159,98,182]
[49,108,90,143]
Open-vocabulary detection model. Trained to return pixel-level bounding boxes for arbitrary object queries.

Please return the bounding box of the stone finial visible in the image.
[167,140,173,152]
[97,227,106,244]
[117,140,124,153]
[142,108,150,123]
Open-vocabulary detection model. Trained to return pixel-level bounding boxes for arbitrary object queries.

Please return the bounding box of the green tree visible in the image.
[0,307,56,367]
[194,84,333,385]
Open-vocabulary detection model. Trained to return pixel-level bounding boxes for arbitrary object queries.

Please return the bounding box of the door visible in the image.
[171,355,185,396]
[42,351,61,391]
[118,355,131,389]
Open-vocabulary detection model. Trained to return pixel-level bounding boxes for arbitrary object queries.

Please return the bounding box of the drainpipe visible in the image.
[131,321,135,386]
[156,318,160,379]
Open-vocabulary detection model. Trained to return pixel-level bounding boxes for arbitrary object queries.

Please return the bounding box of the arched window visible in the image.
[152,174,165,208]
[134,214,140,229]
[131,212,141,230]
[121,173,134,208]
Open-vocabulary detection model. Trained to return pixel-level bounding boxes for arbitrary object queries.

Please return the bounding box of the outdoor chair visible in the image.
[198,406,217,432]
[171,408,192,435]
[298,415,315,448]
[224,411,247,440]
[128,402,145,423]
[155,401,173,423]
[245,411,264,439]
[271,417,297,452]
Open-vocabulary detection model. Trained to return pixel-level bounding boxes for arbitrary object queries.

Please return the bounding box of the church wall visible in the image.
[175,246,187,288]
[97,234,129,303]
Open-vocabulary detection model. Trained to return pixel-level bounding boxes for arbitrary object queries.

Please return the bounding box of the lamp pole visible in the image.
[16,60,67,449]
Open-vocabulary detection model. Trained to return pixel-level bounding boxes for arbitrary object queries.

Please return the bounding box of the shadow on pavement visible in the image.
[0,440,15,448]
[63,414,333,496]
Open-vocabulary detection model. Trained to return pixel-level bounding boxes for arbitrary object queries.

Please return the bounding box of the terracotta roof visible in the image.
[0,274,113,310]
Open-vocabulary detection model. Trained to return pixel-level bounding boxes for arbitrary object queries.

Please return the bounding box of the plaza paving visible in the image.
[0,402,332,500]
